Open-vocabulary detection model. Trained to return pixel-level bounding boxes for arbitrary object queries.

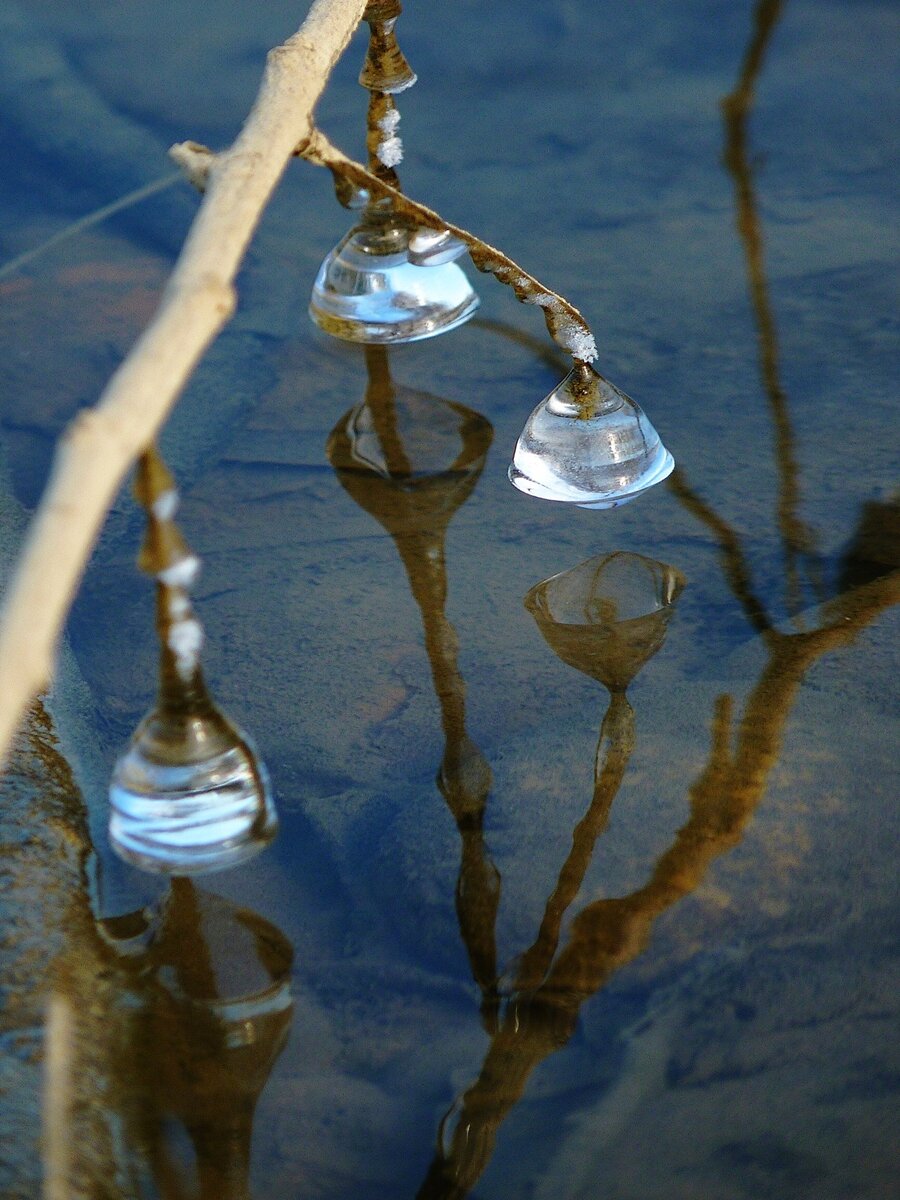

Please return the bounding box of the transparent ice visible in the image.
[509,365,674,509]
[109,689,278,876]
[309,215,479,345]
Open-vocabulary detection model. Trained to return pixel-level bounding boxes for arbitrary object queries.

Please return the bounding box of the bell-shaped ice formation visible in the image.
[509,364,674,509]
[108,679,278,876]
[309,215,479,344]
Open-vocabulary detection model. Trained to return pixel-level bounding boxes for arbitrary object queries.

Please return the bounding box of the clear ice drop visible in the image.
[109,697,278,876]
[509,365,674,509]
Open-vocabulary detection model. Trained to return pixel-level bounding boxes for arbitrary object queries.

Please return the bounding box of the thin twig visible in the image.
[303,130,599,364]
[0,173,181,283]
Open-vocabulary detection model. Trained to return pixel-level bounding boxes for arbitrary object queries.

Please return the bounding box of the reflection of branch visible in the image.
[419,8,900,1188]
[721,0,824,616]
[418,567,898,1200]
[669,466,773,635]
[329,351,501,1016]
[513,693,635,995]
[469,316,572,377]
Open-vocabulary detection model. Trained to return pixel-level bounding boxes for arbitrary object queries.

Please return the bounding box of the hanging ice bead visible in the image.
[309,209,479,344]
[108,643,278,876]
[407,227,470,267]
[508,363,674,509]
[310,0,479,342]
[108,450,278,876]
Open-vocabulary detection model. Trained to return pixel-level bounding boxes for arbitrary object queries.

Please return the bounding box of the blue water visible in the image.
[1,2,897,1197]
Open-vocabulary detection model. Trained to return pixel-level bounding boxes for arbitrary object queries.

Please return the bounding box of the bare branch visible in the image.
[302,130,599,364]
[0,0,369,768]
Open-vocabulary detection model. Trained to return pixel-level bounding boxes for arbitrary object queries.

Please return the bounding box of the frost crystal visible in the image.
[168,616,204,679]
[377,108,401,135]
[159,554,201,590]
[555,317,598,362]
[151,489,179,521]
[377,136,403,168]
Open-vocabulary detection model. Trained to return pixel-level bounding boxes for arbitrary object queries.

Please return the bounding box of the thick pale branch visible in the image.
[303,131,599,364]
[0,0,369,768]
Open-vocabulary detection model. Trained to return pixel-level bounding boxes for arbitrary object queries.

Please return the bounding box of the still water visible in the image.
[1,1,897,1197]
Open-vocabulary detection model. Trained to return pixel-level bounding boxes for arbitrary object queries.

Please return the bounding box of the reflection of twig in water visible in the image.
[513,691,634,995]
[416,5,900,1192]
[328,348,502,1020]
[721,0,825,617]
[418,564,898,1200]
[7,696,291,1198]
[669,465,773,635]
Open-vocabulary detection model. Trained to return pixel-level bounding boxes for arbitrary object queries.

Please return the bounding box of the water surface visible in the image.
[0,2,897,1197]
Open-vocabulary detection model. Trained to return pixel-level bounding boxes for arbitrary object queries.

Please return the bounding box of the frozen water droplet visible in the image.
[109,695,278,876]
[310,220,479,344]
[407,227,469,267]
[509,366,674,509]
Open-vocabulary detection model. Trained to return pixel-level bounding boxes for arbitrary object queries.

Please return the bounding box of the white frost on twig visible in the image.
[158,554,201,590]
[377,136,403,167]
[167,615,204,680]
[151,489,179,521]
[553,316,598,362]
[375,107,403,167]
[377,108,401,135]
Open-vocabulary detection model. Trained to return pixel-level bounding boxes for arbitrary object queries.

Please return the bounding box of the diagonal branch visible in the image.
[301,130,599,363]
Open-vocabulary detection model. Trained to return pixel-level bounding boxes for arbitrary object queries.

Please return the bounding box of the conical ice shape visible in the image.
[310,216,479,345]
[509,364,674,509]
[109,664,278,876]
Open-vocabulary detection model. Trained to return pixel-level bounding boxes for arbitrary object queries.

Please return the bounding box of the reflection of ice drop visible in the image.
[515,552,686,996]
[329,347,501,1017]
[106,880,293,1200]
[525,550,685,692]
[510,365,674,509]
[109,449,277,876]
